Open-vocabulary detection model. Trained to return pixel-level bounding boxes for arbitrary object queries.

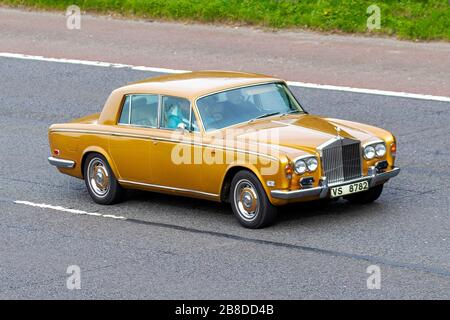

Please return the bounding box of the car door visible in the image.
[109,94,159,183]
[148,95,206,194]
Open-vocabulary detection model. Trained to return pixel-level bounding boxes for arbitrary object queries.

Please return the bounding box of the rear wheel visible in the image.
[230,171,277,229]
[344,184,383,204]
[84,153,125,205]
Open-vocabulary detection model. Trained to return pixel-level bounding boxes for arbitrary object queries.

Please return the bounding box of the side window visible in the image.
[130,95,158,127]
[118,95,131,124]
[118,94,158,127]
[160,96,191,130]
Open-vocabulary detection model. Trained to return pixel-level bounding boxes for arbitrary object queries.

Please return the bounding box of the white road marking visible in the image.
[1,52,449,102]
[288,81,450,103]
[0,52,189,74]
[14,200,126,220]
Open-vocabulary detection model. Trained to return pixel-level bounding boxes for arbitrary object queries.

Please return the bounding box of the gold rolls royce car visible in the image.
[48,71,400,228]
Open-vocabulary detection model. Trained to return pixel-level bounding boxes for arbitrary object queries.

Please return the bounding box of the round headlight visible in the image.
[375,143,386,157]
[294,159,307,174]
[364,145,376,159]
[306,157,318,171]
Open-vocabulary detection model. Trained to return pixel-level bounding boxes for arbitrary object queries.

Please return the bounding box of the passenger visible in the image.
[166,98,190,129]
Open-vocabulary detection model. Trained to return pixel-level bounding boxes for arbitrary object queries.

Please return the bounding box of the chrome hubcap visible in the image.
[234,179,259,221]
[88,158,110,197]
[243,193,253,208]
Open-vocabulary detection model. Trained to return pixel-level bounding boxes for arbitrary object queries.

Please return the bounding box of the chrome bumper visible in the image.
[271,166,400,200]
[48,156,75,168]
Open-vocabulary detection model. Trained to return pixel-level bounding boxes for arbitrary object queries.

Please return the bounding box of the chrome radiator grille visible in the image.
[321,139,362,184]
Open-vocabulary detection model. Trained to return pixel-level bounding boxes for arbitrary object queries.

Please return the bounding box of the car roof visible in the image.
[115,70,283,100]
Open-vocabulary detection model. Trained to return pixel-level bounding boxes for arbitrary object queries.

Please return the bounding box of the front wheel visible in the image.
[84,153,125,205]
[344,184,384,204]
[230,171,277,229]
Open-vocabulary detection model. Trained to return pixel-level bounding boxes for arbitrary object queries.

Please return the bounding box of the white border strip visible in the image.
[14,200,126,220]
[1,52,449,103]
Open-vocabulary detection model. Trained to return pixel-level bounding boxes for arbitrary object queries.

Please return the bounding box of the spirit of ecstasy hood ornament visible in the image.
[335,126,342,138]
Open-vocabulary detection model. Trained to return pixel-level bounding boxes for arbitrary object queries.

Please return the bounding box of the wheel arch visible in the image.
[220,164,271,203]
[80,146,119,179]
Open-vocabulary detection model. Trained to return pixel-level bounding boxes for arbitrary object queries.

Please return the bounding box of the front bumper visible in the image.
[48,156,75,168]
[270,166,400,200]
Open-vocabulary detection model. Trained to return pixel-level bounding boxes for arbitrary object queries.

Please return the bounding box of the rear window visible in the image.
[118,95,159,127]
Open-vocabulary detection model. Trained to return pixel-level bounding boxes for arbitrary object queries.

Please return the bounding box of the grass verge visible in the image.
[2,0,450,41]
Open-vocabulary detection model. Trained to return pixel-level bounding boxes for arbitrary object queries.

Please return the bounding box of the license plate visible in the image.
[330,180,369,198]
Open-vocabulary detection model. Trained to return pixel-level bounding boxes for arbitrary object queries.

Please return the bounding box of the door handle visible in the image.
[152,140,159,145]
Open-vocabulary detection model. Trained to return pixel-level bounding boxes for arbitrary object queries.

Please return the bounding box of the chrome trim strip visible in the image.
[128,94,132,124]
[49,129,278,161]
[362,139,385,148]
[370,166,400,187]
[292,154,317,162]
[157,94,162,128]
[317,136,361,151]
[189,100,192,131]
[48,156,75,168]
[50,129,111,135]
[110,132,154,139]
[198,145,278,161]
[117,123,157,129]
[327,175,370,187]
[317,136,342,151]
[118,179,219,198]
[271,186,322,200]
[271,167,400,200]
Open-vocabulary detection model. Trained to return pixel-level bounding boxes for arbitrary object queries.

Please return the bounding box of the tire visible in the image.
[344,184,384,204]
[230,170,277,229]
[84,153,125,205]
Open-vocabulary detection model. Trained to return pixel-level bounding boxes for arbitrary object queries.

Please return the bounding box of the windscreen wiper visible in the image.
[250,112,280,122]
[281,109,303,116]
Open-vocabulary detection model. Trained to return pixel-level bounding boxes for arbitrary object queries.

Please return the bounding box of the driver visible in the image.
[225,89,259,117]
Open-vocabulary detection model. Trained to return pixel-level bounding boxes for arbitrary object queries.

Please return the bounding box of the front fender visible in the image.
[221,158,287,206]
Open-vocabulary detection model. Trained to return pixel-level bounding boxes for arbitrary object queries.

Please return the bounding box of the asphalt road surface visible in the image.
[1,56,449,299]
